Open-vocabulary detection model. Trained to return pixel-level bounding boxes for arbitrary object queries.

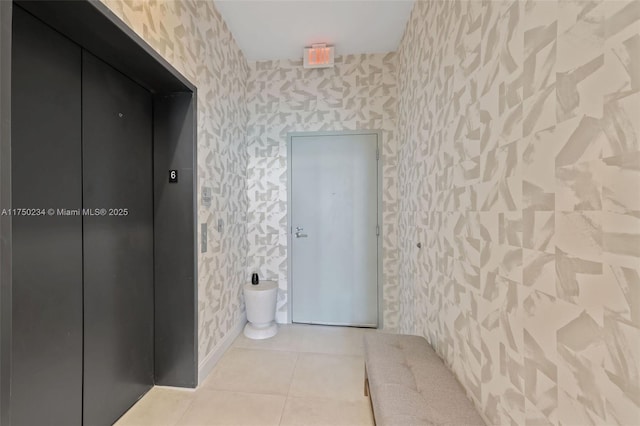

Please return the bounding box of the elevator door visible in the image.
[11,8,154,425]
[11,7,83,426]
[82,52,154,426]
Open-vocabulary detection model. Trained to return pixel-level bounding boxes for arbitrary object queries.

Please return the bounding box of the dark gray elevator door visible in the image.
[11,7,83,426]
[82,52,154,425]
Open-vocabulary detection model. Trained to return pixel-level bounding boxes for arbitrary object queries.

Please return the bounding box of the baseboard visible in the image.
[197,314,246,385]
[153,385,197,392]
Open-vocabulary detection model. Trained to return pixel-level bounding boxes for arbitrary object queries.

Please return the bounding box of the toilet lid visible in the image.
[243,280,277,292]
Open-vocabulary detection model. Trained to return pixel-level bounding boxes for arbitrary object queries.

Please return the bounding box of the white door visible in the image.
[290,132,378,327]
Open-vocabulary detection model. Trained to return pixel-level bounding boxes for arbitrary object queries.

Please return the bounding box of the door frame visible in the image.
[287,130,384,329]
[1,2,199,421]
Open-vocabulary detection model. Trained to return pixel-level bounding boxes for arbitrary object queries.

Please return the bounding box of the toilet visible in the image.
[243,280,278,339]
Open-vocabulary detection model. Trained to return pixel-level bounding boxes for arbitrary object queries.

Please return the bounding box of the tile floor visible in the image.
[115,324,375,426]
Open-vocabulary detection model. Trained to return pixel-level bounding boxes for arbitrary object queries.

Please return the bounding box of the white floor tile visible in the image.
[120,325,376,426]
[115,387,195,426]
[232,324,370,356]
[293,324,370,356]
[232,325,300,352]
[280,396,374,426]
[289,353,367,402]
[176,390,285,426]
[201,347,297,396]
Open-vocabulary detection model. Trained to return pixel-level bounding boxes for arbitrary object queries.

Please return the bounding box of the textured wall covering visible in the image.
[246,54,400,328]
[101,0,250,362]
[396,0,640,424]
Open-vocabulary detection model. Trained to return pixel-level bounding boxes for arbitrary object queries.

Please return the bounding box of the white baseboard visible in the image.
[197,314,246,385]
[153,385,197,392]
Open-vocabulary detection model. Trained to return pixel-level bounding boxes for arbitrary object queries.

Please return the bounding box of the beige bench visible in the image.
[364,333,485,425]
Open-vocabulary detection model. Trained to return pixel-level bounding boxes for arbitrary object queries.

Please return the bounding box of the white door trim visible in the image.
[286,130,383,329]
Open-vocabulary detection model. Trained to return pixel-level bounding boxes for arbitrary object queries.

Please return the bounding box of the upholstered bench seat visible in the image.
[363,333,485,426]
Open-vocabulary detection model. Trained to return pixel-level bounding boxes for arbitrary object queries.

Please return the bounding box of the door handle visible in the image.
[294,226,307,238]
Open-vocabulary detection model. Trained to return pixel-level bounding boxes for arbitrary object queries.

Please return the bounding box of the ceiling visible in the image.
[213,0,415,61]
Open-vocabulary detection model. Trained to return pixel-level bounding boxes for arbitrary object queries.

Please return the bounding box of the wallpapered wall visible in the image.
[101,0,250,362]
[246,54,400,328]
[396,0,640,424]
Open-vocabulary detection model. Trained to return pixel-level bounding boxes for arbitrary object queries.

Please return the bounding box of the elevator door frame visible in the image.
[0,1,199,422]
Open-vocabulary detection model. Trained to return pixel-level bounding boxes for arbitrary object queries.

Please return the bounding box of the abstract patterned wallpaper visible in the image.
[101,0,250,362]
[246,54,400,328]
[396,0,640,424]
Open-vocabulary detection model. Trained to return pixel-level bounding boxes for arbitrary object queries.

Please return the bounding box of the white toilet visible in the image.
[243,280,278,339]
